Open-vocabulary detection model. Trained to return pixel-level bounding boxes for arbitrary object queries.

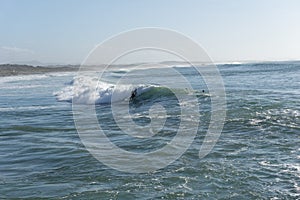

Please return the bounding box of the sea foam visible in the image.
[54,76,155,104]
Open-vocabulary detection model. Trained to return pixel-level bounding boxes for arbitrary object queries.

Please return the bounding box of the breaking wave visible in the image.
[54,76,174,104]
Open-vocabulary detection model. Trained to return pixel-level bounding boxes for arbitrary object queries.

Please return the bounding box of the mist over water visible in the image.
[0,62,299,199]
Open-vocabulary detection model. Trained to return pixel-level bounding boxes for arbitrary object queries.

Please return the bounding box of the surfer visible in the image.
[130,88,137,100]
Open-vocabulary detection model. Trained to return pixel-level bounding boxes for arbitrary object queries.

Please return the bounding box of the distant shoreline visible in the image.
[0,64,79,77]
[1,60,299,77]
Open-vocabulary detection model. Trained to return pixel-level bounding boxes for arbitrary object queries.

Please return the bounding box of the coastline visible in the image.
[1,60,299,77]
[0,64,78,77]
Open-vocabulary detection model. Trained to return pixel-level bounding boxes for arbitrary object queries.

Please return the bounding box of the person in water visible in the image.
[130,88,137,100]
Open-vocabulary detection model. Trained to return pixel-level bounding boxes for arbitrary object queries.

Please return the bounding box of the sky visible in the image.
[1,0,300,65]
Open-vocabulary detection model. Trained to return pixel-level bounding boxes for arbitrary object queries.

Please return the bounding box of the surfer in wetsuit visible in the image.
[130,88,137,100]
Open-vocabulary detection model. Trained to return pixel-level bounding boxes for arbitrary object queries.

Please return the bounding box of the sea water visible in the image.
[0,62,299,199]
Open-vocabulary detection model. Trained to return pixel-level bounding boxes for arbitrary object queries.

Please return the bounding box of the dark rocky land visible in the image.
[0,64,78,77]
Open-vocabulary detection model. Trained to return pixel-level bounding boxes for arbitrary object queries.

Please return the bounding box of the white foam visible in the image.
[54,76,155,104]
[0,105,61,112]
[46,71,76,77]
[0,84,49,89]
[0,74,49,84]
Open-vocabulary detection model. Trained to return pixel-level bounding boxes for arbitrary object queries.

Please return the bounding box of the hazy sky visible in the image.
[1,0,300,64]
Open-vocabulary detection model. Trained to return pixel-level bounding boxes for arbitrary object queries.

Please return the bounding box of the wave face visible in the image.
[54,76,165,104]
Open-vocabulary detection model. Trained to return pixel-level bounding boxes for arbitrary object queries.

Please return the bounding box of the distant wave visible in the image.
[216,60,300,66]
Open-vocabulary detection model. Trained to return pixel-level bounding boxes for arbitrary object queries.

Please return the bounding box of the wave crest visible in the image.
[54,76,161,104]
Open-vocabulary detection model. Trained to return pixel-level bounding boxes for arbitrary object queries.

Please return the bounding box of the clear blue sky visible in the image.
[1,0,300,64]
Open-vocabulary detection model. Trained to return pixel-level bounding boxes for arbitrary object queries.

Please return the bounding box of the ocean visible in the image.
[0,62,299,199]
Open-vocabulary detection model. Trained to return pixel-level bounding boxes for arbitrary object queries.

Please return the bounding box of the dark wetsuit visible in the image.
[130,89,137,100]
